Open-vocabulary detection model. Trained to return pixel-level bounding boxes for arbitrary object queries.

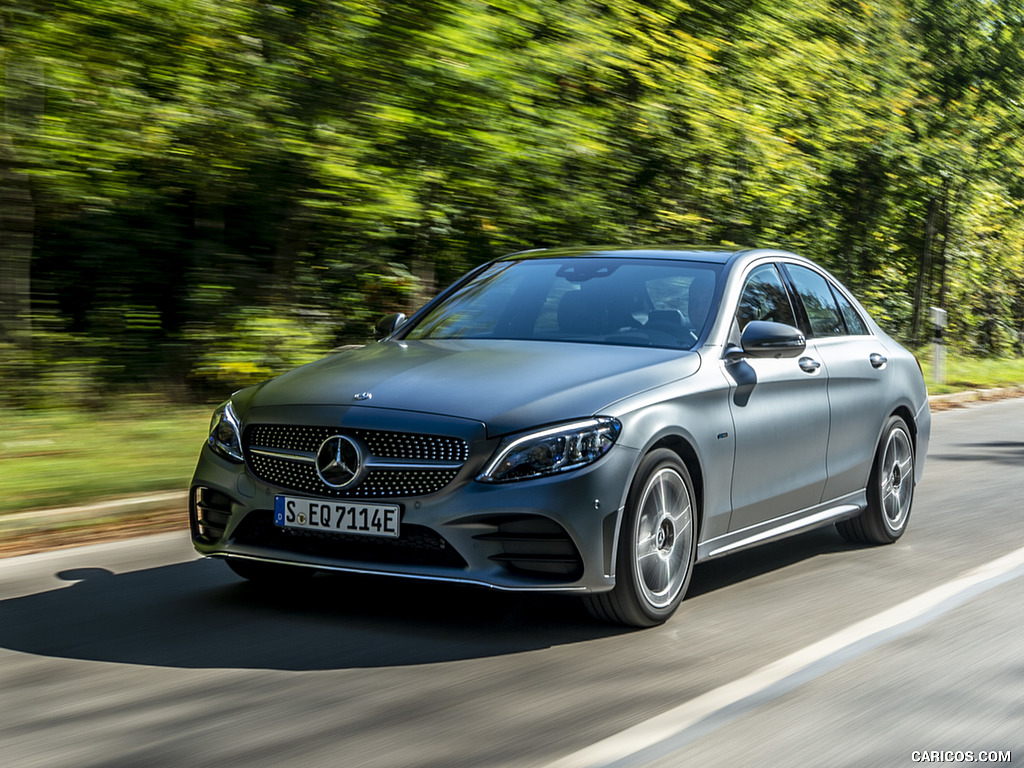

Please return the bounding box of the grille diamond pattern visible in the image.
[244,424,468,498]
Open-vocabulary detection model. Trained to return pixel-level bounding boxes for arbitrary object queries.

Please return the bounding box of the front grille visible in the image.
[473,515,584,579]
[244,424,469,498]
[231,510,468,569]
[249,425,469,462]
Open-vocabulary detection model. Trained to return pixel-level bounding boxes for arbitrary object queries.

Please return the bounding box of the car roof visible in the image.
[500,245,802,266]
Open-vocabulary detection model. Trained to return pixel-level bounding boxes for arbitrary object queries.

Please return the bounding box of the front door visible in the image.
[725,263,831,532]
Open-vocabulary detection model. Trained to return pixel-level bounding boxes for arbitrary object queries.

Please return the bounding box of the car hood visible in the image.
[243,339,701,436]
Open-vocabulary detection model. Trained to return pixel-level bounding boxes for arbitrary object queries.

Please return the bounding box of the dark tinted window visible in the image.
[405,258,721,350]
[736,264,796,330]
[786,265,846,337]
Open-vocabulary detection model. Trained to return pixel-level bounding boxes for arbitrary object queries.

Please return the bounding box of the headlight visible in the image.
[477,417,621,483]
[208,400,244,463]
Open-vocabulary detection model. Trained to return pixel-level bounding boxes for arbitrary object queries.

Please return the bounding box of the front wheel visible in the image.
[837,415,915,545]
[584,449,697,627]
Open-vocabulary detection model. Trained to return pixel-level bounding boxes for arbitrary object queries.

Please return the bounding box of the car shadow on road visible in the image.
[0,558,632,670]
[0,527,856,672]
[688,525,853,599]
[928,440,1024,466]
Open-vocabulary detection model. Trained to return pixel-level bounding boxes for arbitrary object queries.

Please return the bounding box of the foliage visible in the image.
[0,403,209,513]
[182,261,418,390]
[918,351,1024,395]
[2,0,1024,403]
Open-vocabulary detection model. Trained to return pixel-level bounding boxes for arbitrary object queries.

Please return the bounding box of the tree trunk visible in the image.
[910,193,939,345]
[0,140,34,347]
[1,46,43,349]
[936,184,952,310]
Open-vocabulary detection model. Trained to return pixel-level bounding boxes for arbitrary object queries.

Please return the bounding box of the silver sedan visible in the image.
[191,247,929,626]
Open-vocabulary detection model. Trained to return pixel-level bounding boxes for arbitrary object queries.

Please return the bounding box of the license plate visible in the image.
[274,496,400,538]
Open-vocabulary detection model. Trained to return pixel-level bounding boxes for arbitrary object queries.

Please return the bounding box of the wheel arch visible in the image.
[644,434,705,537]
[890,404,918,456]
[859,404,917,493]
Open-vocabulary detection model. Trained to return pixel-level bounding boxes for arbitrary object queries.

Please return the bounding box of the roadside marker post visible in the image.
[930,306,948,385]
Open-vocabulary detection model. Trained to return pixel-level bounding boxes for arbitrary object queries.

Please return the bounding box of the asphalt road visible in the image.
[1,399,1022,768]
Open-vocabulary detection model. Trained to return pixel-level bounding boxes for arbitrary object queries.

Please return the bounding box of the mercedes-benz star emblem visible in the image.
[315,435,363,489]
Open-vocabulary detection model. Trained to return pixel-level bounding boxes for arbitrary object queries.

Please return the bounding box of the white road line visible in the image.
[546,544,1024,768]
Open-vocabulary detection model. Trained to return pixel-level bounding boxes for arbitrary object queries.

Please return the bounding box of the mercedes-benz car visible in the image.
[190,246,929,627]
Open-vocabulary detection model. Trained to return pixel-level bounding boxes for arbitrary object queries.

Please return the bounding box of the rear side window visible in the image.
[736,264,797,330]
[786,265,846,337]
[832,288,868,335]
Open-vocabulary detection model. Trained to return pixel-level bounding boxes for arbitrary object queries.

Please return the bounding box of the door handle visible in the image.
[799,357,821,373]
[869,353,888,369]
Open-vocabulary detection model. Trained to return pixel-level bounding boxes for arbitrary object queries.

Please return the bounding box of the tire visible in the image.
[836,415,915,545]
[225,557,316,584]
[584,449,697,627]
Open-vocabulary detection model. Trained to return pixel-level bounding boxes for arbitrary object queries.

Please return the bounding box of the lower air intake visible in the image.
[473,515,584,579]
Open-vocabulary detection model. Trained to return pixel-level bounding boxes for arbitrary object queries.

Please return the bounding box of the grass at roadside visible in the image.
[917,351,1024,394]
[0,403,210,516]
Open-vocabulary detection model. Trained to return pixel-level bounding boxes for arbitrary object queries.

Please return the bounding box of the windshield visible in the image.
[403,257,721,350]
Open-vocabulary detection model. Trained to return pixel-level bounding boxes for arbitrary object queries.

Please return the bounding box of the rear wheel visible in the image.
[584,449,696,627]
[837,415,915,545]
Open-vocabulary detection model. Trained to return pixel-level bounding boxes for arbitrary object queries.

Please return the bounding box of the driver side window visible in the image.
[736,264,797,331]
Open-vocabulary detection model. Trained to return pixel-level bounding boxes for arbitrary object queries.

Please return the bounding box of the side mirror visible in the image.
[374,312,407,341]
[726,321,806,361]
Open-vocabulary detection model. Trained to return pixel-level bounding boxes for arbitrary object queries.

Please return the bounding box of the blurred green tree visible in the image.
[2,0,1024,405]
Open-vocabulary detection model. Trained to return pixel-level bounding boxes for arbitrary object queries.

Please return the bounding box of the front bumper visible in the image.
[190,439,639,593]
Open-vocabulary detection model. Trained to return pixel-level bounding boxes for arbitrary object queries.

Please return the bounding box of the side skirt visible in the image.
[697,490,866,562]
